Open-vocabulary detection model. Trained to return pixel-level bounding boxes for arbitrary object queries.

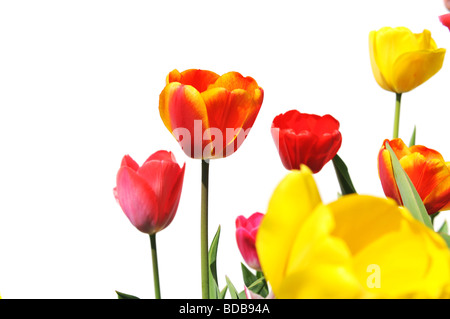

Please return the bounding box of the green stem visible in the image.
[393,93,402,139]
[201,159,210,299]
[149,234,161,299]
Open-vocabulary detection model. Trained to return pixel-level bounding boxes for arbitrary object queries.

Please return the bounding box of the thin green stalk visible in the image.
[393,93,402,139]
[201,159,210,299]
[149,234,161,299]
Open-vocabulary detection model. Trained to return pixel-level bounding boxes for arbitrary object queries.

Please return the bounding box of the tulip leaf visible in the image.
[225,276,240,299]
[208,225,221,299]
[409,125,416,147]
[439,233,450,249]
[332,154,357,195]
[438,220,448,234]
[241,264,268,297]
[115,290,140,299]
[219,285,228,299]
[385,142,433,229]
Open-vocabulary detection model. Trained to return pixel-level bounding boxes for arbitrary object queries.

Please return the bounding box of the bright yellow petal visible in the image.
[392,48,446,93]
[256,166,322,294]
[278,204,364,298]
[328,196,450,298]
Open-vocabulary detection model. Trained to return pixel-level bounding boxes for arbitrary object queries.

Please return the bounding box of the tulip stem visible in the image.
[149,234,161,299]
[393,93,402,139]
[201,159,210,299]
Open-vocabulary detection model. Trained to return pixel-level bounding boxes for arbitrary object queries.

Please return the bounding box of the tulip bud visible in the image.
[115,150,185,235]
[236,213,264,271]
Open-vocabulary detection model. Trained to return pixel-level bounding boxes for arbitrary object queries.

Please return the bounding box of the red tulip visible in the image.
[378,138,450,215]
[159,69,264,159]
[236,212,264,271]
[115,150,185,234]
[271,110,342,173]
[440,13,450,31]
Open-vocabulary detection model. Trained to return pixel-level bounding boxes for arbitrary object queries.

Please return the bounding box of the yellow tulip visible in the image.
[256,166,450,298]
[369,27,446,93]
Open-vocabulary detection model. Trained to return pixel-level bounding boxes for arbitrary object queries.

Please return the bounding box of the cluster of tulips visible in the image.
[113,14,450,299]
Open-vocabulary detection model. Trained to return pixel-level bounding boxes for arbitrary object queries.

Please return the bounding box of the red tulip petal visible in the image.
[439,13,450,31]
[120,155,139,171]
[144,150,177,165]
[116,166,159,234]
[236,228,261,271]
[247,212,264,229]
[136,160,184,231]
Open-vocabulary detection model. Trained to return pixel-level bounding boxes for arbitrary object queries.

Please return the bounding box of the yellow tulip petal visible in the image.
[369,27,446,93]
[256,166,322,294]
[278,204,364,298]
[392,48,446,93]
[328,196,450,298]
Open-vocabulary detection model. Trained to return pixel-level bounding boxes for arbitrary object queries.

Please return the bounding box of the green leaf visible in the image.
[115,290,140,299]
[332,154,357,195]
[439,233,450,248]
[409,125,416,147]
[438,220,449,234]
[219,285,228,299]
[208,225,221,299]
[385,142,433,229]
[240,264,268,297]
[225,276,240,299]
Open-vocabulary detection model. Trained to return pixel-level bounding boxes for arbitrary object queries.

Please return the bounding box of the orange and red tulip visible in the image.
[378,139,450,215]
[159,69,264,159]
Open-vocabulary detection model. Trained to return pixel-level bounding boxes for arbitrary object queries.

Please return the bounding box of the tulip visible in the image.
[369,27,446,94]
[271,110,342,173]
[256,166,450,298]
[378,138,450,216]
[115,150,185,235]
[440,14,450,31]
[236,213,264,271]
[159,69,264,159]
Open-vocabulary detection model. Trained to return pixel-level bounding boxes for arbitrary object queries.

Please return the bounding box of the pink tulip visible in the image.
[115,150,185,235]
[236,213,264,271]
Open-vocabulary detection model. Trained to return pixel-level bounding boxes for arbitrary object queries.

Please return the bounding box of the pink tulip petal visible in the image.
[116,166,159,234]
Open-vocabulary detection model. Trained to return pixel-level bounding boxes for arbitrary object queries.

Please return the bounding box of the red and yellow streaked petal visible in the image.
[378,147,402,205]
[167,69,220,93]
[159,82,182,133]
[399,154,449,202]
[208,71,260,98]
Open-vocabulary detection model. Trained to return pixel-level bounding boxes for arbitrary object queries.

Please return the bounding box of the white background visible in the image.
[1,0,450,299]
